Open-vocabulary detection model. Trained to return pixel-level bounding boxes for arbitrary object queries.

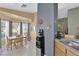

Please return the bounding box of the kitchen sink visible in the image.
[71,46,79,50]
[60,39,71,45]
[60,39,79,50]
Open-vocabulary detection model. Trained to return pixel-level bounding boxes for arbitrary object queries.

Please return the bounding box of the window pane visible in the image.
[22,23,28,36]
[1,20,9,39]
[12,22,20,36]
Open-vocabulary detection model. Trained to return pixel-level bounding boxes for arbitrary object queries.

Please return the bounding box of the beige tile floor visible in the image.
[0,40,40,56]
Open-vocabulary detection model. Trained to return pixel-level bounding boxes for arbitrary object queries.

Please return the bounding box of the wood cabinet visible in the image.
[55,41,66,56]
[55,40,79,56]
[66,50,76,56]
[55,46,65,56]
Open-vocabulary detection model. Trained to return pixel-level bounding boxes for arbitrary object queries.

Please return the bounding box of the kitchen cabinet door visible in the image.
[66,49,77,56]
[55,41,66,56]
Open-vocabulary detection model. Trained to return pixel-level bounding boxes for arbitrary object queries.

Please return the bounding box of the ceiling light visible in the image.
[21,4,27,8]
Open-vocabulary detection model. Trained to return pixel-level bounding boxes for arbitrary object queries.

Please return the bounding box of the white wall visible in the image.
[58,3,79,19]
[58,9,68,19]
[31,13,37,43]
[68,7,79,35]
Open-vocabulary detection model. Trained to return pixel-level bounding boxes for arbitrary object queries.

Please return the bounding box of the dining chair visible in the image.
[19,37,24,46]
[24,36,27,45]
[14,37,24,47]
[6,37,12,50]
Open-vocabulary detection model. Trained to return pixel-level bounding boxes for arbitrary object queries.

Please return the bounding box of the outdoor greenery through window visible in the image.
[12,22,20,36]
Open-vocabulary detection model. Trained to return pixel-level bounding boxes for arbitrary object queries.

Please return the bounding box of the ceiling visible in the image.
[58,3,79,10]
[0,3,79,18]
[0,3,37,13]
[58,3,79,18]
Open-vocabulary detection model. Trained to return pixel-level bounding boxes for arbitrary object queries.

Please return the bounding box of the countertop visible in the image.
[55,39,79,56]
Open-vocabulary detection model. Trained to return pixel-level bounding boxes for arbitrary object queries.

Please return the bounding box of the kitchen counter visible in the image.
[55,39,79,56]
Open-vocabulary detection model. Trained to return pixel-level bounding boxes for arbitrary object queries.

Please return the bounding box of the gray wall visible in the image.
[37,3,58,56]
[9,21,12,36]
[0,20,1,48]
[68,7,79,35]
[20,22,22,35]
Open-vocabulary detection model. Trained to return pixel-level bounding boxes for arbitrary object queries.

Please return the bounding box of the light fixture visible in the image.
[21,4,27,8]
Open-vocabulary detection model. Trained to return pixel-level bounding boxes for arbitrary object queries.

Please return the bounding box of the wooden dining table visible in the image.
[8,36,27,41]
[8,36,18,41]
[7,36,27,49]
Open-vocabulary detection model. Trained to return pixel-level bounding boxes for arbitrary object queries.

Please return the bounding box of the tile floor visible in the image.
[0,40,41,56]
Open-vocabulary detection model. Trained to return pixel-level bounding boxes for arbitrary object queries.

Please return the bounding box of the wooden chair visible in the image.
[23,36,27,45]
[6,37,17,50]
[6,37,12,50]
[19,37,24,46]
[14,37,24,47]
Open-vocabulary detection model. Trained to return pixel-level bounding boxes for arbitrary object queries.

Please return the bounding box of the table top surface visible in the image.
[8,36,27,40]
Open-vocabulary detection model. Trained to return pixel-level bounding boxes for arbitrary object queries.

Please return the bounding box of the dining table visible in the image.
[7,36,27,49]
